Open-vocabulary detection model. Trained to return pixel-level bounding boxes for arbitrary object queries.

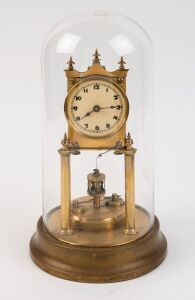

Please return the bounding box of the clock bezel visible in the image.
[64,75,129,139]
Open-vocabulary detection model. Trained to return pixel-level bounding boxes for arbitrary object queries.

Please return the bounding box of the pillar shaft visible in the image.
[124,152,136,234]
[59,150,72,233]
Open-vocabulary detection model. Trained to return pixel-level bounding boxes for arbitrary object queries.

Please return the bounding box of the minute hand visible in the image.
[100,105,119,109]
[80,109,94,120]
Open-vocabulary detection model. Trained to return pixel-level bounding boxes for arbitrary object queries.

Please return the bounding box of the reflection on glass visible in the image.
[108,34,135,56]
[56,32,82,54]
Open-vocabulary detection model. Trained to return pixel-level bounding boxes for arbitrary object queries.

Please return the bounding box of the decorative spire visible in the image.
[93,49,101,64]
[61,133,69,150]
[60,132,80,155]
[125,132,134,151]
[67,56,75,70]
[118,56,126,70]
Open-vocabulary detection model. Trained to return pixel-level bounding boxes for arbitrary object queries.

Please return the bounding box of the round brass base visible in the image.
[30,216,167,283]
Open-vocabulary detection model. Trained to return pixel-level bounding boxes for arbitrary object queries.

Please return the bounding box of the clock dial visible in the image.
[65,77,129,138]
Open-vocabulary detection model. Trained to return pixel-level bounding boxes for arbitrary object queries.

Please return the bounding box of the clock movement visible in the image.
[30,11,167,282]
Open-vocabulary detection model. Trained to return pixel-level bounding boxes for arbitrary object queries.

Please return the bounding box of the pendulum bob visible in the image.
[87,169,105,208]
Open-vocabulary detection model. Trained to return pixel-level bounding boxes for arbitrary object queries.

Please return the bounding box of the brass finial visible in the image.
[67,56,75,70]
[114,141,124,155]
[61,133,69,150]
[125,132,134,151]
[118,56,126,70]
[93,49,101,64]
[60,133,80,154]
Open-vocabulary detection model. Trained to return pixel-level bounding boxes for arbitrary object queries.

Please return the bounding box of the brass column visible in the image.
[58,133,72,234]
[123,133,137,234]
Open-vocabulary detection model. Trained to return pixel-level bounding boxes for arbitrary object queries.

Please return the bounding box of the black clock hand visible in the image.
[80,105,121,121]
[80,109,94,120]
[80,105,101,120]
[99,105,117,109]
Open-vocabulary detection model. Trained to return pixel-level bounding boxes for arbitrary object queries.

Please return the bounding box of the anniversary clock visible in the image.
[30,11,167,282]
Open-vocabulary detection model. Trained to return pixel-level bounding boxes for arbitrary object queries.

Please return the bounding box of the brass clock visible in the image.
[30,23,167,283]
[64,50,129,149]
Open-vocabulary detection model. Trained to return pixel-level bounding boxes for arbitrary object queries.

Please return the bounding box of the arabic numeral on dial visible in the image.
[84,88,88,93]
[116,105,122,110]
[76,116,80,121]
[113,116,118,120]
[72,106,78,111]
[114,95,119,100]
[95,125,100,130]
[74,96,82,101]
[94,84,100,90]
[106,123,110,129]
[84,124,88,128]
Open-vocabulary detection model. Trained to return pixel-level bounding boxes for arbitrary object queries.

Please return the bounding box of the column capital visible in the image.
[58,132,80,155]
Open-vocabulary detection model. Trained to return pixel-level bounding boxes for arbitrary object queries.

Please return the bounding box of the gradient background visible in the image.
[0,0,195,299]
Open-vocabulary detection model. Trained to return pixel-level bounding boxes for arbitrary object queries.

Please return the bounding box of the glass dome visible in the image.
[42,10,154,244]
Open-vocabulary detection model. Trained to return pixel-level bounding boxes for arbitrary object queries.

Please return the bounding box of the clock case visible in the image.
[64,55,129,149]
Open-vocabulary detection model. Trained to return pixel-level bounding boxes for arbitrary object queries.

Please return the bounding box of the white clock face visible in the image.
[65,77,129,138]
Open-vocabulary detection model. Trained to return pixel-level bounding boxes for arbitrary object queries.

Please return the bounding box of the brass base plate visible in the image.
[46,202,151,247]
[71,196,125,231]
[30,216,167,283]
